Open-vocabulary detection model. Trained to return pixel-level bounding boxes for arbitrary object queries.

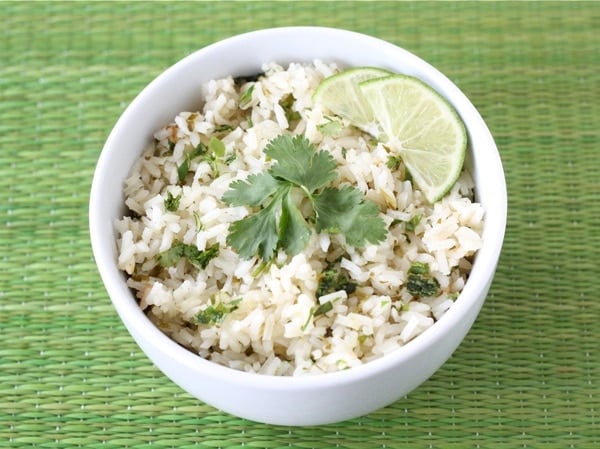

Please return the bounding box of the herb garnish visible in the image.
[195,297,242,325]
[406,262,440,297]
[386,155,402,170]
[405,214,422,233]
[317,259,357,298]
[280,94,301,124]
[222,135,387,261]
[301,297,340,331]
[177,136,228,183]
[239,85,255,109]
[164,191,181,212]
[156,241,219,269]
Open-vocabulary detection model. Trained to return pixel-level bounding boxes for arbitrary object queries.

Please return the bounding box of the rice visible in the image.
[115,61,484,376]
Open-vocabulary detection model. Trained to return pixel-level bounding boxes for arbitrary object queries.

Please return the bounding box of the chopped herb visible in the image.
[314,300,334,316]
[317,260,357,298]
[178,137,229,182]
[239,84,255,109]
[164,191,181,212]
[192,211,203,232]
[156,241,219,269]
[195,298,242,325]
[224,152,237,164]
[178,142,208,183]
[405,214,422,233]
[390,218,402,228]
[167,139,175,153]
[408,262,430,275]
[222,134,387,261]
[234,72,263,84]
[214,124,234,133]
[301,308,315,332]
[208,135,226,158]
[317,117,344,136]
[280,94,301,124]
[301,298,337,332]
[406,262,440,297]
[387,155,402,170]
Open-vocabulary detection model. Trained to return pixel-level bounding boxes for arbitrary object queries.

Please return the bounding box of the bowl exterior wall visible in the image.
[90,27,506,426]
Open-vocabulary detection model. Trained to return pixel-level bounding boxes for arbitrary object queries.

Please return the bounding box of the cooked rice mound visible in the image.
[115,61,484,376]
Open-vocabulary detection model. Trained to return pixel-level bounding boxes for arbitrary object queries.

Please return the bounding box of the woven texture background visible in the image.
[1,1,599,447]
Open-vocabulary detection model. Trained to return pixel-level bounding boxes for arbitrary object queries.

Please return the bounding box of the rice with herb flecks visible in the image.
[115,61,484,376]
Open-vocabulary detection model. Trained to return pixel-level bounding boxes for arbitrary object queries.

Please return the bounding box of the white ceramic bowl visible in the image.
[89,26,506,426]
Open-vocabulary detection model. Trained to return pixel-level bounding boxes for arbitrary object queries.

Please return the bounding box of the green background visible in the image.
[1,1,598,447]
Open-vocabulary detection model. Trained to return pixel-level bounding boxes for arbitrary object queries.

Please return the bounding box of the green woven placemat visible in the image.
[1,1,598,447]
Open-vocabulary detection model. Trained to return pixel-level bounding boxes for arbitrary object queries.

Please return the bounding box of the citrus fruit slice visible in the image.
[312,67,392,134]
[359,75,467,203]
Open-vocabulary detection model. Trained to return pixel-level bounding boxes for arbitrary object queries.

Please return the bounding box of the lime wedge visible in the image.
[312,67,392,133]
[359,75,466,203]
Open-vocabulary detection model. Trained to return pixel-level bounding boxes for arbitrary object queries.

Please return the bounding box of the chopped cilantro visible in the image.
[178,142,208,183]
[156,241,219,269]
[314,300,334,316]
[387,155,402,170]
[195,298,242,325]
[280,94,301,124]
[177,137,229,182]
[239,84,255,109]
[222,135,387,261]
[193,211,203,231]
[406,262,440,297]
[164,191,181,212]
[301,299,337,331]
[405,214,422,233]
[317,260,357,298]
[214,124,234,133]
[167,139,175,153]
[408,262,430,275]
[390,218,402,228]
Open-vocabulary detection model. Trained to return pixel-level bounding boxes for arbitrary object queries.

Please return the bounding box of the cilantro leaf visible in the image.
[226,190,283,260]
[223,134,388,262]
[278,188,311,256]
[265,135,337,193]
[313,186,386,247]
[222,172,281,207]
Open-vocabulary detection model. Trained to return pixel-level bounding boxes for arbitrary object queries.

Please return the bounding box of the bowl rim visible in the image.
[89,25,507,390]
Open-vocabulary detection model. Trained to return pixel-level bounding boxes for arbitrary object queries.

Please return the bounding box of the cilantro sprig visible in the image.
[222,135,387,262]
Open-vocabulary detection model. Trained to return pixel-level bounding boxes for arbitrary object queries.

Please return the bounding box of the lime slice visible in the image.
[312,67,392,133]
[359,75,466,203]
